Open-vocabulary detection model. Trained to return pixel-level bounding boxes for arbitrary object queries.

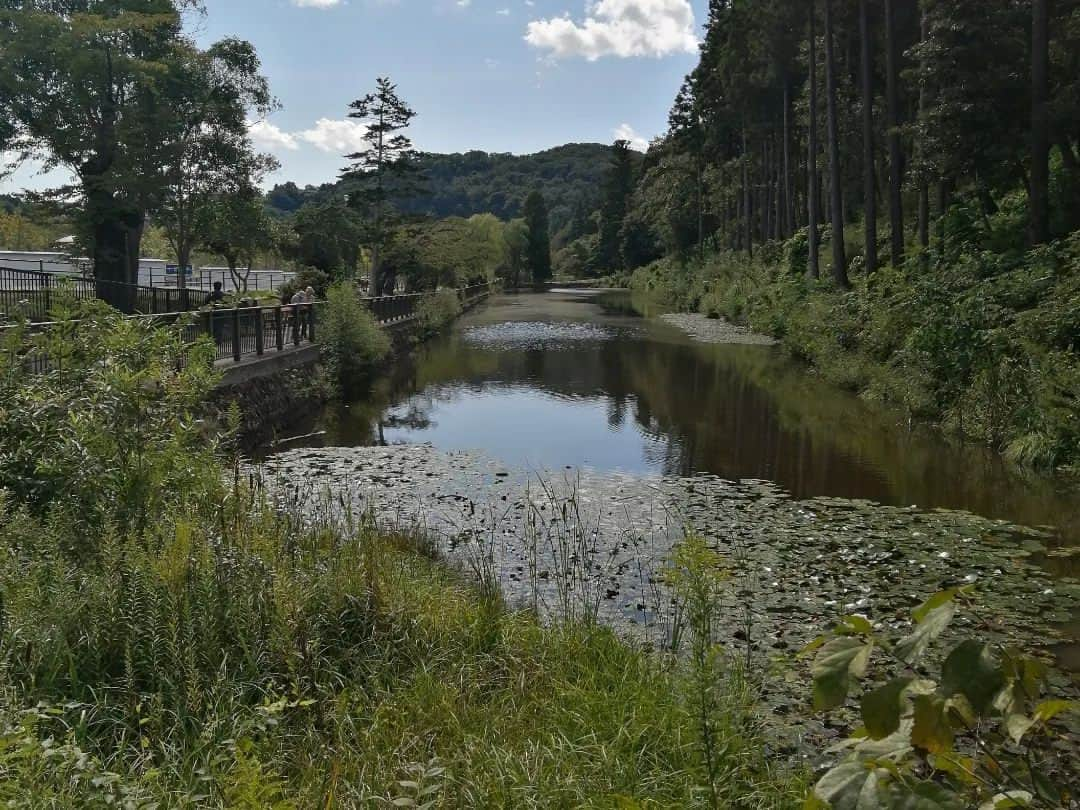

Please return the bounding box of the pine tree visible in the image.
[523,191,552,284]
[595,140,636,272]
[342,77,421,295]
[824,0,849,287]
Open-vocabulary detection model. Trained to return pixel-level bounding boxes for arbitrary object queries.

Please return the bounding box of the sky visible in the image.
[1,0,706,193]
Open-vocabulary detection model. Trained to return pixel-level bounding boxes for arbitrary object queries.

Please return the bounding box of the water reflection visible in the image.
[299,290,1080,559]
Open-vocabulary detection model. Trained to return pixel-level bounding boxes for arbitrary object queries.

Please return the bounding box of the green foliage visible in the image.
[414,288,462,338]
[317,281,390,390]
[523,190,552,283]
[630,222,1080,469]
[804,589,1078,809]
[0,298,220,541]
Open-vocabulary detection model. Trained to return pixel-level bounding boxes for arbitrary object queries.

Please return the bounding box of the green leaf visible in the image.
[838,615,874,636]
[978,791,1032,809]
[912,695,954,754]
[812,637,875,711]
[861,678,912,740]
[911,588,968,623]
[940,640,1005,716]
[812,761,886,810]
[882,780,965,809]
[1004,713,1035,745]
[895,602,956,664]
[1033,699,1078,724]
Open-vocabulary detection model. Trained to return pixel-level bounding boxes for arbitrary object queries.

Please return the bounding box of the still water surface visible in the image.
[294,290,1079,559]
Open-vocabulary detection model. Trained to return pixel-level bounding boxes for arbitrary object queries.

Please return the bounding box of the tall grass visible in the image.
[0,298,801,807]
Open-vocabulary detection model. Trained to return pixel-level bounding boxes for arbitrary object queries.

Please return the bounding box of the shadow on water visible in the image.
[288,290,1080,569]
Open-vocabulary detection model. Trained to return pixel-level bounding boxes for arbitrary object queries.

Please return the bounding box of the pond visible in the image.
[268,290,1080,683]
[290,290,1080,555]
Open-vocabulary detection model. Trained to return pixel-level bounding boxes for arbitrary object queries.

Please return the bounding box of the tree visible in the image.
[200,190,274,293]
[595,140,637,273]
[502,218,530,288]
[156,39,274,290]
[808,1,821,280]
[0,2,187,308]
[289,199,363,275]
[1030,0,1050,245]
[884,0,905,266]
[523,191,552,284]
[341,77,421,296]
[823,0,849,287]
[859,0,877,275]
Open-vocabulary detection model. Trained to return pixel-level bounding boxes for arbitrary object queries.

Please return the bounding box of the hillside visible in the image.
[265,142,619,238]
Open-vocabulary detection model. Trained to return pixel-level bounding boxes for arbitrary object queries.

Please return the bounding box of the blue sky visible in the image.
[3,0,705,192]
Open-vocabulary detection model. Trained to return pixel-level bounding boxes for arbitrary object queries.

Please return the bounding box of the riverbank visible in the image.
[628,238,1080,473]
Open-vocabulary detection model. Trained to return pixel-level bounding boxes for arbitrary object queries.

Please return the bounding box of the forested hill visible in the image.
[265,142,617,237]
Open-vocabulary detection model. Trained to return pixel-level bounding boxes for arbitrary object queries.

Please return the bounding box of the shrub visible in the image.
[0,298,221,542]
[414,287,462,338]
[318,281,390,391]
[278,266,331,303]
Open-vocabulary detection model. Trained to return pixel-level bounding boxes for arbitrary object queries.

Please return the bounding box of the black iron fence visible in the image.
[0,267,207,320]
[3,283,494,373]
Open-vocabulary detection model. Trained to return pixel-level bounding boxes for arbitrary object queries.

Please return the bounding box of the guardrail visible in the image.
[0,267,206,319]
[4,283,495,372]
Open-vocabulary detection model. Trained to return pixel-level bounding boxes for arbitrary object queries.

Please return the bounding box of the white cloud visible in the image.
[248,118,368,156]
[457,0,471,7]
[291,0,342,8]
[248,120,300,151]
[496,7,510,14]
[614,123,649,152]
[525,0,698,60]
[297,118,369,154]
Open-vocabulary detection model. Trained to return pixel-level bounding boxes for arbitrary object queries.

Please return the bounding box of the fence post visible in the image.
[255,306,264,355]
[275,306,284,351]
[232,307,241,361]
[308,303,316,342]
[292,306,300,346]
[44,273,51,316]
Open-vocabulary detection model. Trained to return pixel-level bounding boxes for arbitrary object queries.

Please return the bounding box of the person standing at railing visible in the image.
[205,282,226,348]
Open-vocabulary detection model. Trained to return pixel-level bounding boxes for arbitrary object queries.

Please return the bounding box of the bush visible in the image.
[0,298,221,542]
[415,287,462,338]
[278,266,331,303]
[318,281,390,391]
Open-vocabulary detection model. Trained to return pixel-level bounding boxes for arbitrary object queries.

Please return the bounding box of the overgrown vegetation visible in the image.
[805,589,1078,808]
[414,287,463,339]
[0,300,802,807]
[317,281,390,392]
[631,211,1080,471]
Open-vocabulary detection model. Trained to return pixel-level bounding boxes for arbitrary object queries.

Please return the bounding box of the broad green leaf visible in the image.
[1033,699,1078,724]
[838,615,874,636]
[812,761,885,810]
[912,695,954,754]
[860,678,912,740]
[911,588,967,623]
[940,640,1005,716]
[928,753,978,785]
[853,721,914,762]
[895,602,956,664]
[812,637,875,711]
[978,791,1032,809]
[1004,713,1035,745]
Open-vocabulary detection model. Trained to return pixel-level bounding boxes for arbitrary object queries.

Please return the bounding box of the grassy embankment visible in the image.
[629,207,1080,472]
[0,298,798,807]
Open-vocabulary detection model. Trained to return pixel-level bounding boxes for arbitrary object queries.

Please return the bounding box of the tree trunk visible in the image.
[859,0,877,274]
[885,0,905,266]
[86,183,138,313]
[824,0,849,287]
[783,78,794,238]
[917,5,930,250]
[808,2,821,280]
[742,127,753,259]
[1030,0,1050,245]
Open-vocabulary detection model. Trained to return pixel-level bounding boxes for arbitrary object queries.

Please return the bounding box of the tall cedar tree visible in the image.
[823,0,848,287]
[596,140,637,273]
[807,1,821,280]
[1030,0,1050,245]
[523,191,552,284]
[859,0,877,274]
[884,0,904,266]
[342,77,421,295]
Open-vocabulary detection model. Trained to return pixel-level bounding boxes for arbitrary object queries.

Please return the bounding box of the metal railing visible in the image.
[0,267,207,320]
[3,282,495,372]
